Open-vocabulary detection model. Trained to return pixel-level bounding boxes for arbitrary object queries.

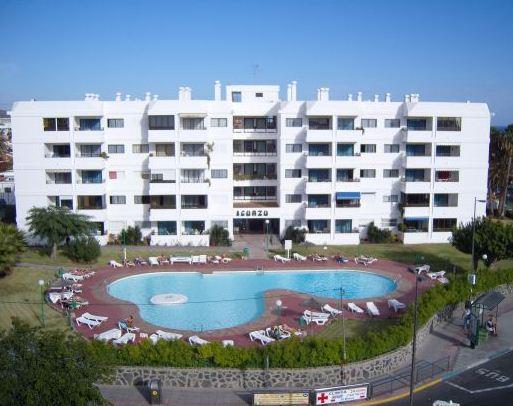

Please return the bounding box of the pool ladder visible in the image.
[256,266,264,274]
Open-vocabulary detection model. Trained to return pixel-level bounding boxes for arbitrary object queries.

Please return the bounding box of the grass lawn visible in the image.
[317,318,400,340]
[0,266,70,332]
[18,245,243,267]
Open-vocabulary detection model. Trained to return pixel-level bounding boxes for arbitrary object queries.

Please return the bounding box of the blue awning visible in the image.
[336,192,361,200]
[404,217,429,221]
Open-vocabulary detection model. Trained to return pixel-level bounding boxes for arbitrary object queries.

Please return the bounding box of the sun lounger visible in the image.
[170,256,192,264]
[411,264,430,274]
[94,328,122,342]
[48,291,74,304]
[293,253,307,261]
[265,327,291,340]
[274,254,291,263]
[335,256,349,263]
[303,310,330,325]
[249,330,275,345]
[304,310,329,319]
[155,330,183,341]
[148,257,160,266]
[388,299,406,312]
[222,340,234,347]
[366,302,380,316]
[82,312,109,323]
[347,302,364,314]
[220,257,232,263]
[109,260,123,268]
[312,254,328,262]
[437,277,449,285]
[427,271,446,280]
[113,332,136,345]
[188,335,210,346]
[76,316,102,329]
[322,304,343,316]
[62,272,85,282]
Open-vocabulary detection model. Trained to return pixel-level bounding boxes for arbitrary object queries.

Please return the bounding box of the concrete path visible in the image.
[231,234,281,259]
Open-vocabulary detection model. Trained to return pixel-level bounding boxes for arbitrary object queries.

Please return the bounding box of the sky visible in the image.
[1,0,512,124]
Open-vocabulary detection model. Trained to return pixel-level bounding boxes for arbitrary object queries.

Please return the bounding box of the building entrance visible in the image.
[233,218,280,234]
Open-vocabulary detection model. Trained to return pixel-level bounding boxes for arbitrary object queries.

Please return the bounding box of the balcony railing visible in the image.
[77,205,104,210]
[46,180,72,184]
[44,153,70,158]
[233,152,277,157]
[233,195,276,201]
[181,205,207,209]
[75,127,104,131]
[150,179,176,184]
[336,202,361,208]
[234,174,277,181]
[403,202,430,207]
[76,152,101,158]
[76,179,105,184]
[337,178,360,182]
[180,178,207,183]
[307,203,331,208]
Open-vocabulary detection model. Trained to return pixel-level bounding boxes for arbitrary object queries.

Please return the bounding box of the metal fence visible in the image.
[371,356,451,397]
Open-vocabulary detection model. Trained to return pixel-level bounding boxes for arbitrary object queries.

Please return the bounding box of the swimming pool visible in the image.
[107,270,396,331]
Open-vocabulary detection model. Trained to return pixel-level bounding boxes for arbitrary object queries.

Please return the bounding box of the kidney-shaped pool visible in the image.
[107,270,396,331]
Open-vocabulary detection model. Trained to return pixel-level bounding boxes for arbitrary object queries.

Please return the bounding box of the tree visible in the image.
[63,236,101,262]
[119,225,143,245]
[0,319,109,405]
[451,217,513,268]
[283,226,306,244]
[366,221,392,243]
[0,223,25,276]
[26,206,92,258]
[488,125,513,216]
[209,225,231,246]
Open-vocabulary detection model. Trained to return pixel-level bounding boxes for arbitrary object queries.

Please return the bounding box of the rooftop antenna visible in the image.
[251,63,261,83]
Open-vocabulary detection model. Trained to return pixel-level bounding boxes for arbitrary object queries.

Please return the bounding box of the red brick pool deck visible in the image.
[63,258,435,347]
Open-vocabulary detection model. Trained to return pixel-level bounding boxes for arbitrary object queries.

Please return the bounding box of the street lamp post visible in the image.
[275,299,282,322]
[38,279,45,327]
[408,274,421,406]
[265,219,270,256]
[471,197,487,272]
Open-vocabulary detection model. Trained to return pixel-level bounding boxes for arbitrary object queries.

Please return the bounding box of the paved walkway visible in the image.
[231,234,281,259]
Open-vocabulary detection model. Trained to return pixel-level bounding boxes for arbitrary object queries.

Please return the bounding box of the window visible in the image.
[285,219,301,228]
[337,117,355,130]
[308,194,330,208]
[211,169,228,178]
[434,193,458,207]
[151,195,176,209]
[43,118,69,131]
[182,221,205,235]
[255,92,263,98]
[336,169,354,182]
[158,221,177,235]
[286,143,302,153]
[385,119,400,128]
[285,169,302,178]
[335,219,352,233]
[239,116,276,130]
[436,145,460,157]
[361,119,377,128]
[308,169,331,182]
[233,140,276,155]
[403,218,429,232]
[231,92,241,102]
[308,144,331,156]
[286,194,302,203]
[108,144,124,154]
[307,220,330,233]
[109,171,117,180]
[77,195,103,210]
[360,144,376,153]
[406,144,429,156]
[211,118,227,127]
[383,194,399,203]
[148,115,174,130]
[308,117,331,130]
[109,195,126,204]
[79,144,101,157]
[405,169,430,182]
[181,117,205,130]
[80,170,102,184]
[437,117,461,131]
[286,118,302,127]
[433,218,457,232]
[132,144,149,153]
[181,195,207,209]
[407,118,430,131]
[107,119,124,128]
[181,143,205,156]
[181,169,205,183]
[383,169,399,178]
[360,169,376,178]
[155,143,175,157]
[211,220,228,229]
[135,221,152,229]
[435,170,459,182]
[384,144,400,153]
[4,187,11,193]
[337,143,354,156]
[50,172,71,184]
[134,195,150,204]
[50,144,70,157]
[79,118,102,131]
[381,218,398,227]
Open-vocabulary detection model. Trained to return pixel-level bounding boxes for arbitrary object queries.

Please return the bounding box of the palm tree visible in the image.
[0,223,26,275]
[26,206,92,258]
[488,126,513,216]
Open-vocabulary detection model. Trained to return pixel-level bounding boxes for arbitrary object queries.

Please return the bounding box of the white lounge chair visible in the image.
[216,256,232,264]
[303,310,330,325]
[265,327,291,340]
[82,312,109,323]
[413,264,430,274]
[155,330,183,341]
[148,257,160,266]
[222,340,234,347]
[109,260,123,268]
[322,304,343,316]
[292,252,307,261]
[304,310,329,319]
[249,330,275,345]
[188,335,210,346]
[388,299,406,312]
[274,254,291,263]
[198,254,208,264]
[170,256,192,264]
[94,328,122,342]
[427,271,446,280]
[312,254,328,262]
[347,303,364,314]
[437,277,450,285]
[366,302,380,316]
[62,273,85,282]
[48,291,74,304]
[76,316,102,329]
[113,332,136,345]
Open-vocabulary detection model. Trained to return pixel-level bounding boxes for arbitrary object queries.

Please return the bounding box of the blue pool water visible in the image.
[107,270,396,331]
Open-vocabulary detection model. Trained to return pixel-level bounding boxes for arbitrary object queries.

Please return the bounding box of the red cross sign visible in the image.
[317,392,329,404]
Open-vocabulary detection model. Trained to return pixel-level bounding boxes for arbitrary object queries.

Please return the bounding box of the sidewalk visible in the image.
[99,295,513,405]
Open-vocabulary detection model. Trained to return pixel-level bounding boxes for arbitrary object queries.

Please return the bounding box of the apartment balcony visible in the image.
[305,154,333,168]
[433,181,459,193]
[179,181,210,194]
[432,206,460,218]
[43,156,72,169]
[148,129,176,143]
[403,155,433,169]
[179,155,208,169]
[305,206,331,219]
[233,174,278,186]
[179,208,209,220]
[75,154,106,169]
[73,130,105,143]
[149,181,177,195]
[434,156,459,168]
[305,181,332,194]
[75,180,106,194]
[332,232,360,245]
[149,209,178,222]
[335,129,363,142]
[335,154,361,167]
[232,153,278,163]
[306,129,333,143]
[148,155,177,170]
[45,182,73,195]
[400,180,432,194]
[43,131,71,143]
[233,199,279,208]
[402,129,433,143]
[402,206,430,218]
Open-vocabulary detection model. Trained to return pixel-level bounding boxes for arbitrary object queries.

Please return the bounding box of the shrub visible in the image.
[209,225,231,246]
[63,236,101,263]
[366,221,392,243]
[119,226,143,245]
[283,226,306,244]
[0,223,25,276]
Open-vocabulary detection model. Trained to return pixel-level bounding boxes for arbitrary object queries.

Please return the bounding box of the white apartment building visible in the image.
[10,82,490,246]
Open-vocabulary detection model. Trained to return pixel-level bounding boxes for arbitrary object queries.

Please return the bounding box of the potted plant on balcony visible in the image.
[205,142,214,169]
[100,152,109,159]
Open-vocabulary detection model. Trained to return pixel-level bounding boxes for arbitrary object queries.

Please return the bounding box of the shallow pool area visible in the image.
[107,270,396,331]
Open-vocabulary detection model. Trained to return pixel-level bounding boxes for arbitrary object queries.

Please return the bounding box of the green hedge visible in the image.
[89,267,513,369]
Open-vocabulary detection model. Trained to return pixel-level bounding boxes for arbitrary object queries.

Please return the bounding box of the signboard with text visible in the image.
[314,384,370,405]
[253,391,310,405]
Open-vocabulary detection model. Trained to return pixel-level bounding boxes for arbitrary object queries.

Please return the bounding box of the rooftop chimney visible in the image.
[374,94,379,102]
[178,87,185,100]
[317,87,329,101]
[385,93,391,102]
[287,84,292,101]
[145,92,152,101]
[214,80,221,101]
[316,88,321,101]
[125,94,131,101]
[291,81,297,101]
[347,93,353,101]
[357,91,363,102]
[115,92,122,101]
[404,94,410,103]
[153,94,159,101]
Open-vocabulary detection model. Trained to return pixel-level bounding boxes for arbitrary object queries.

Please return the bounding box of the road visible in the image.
[392,350,513,405]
